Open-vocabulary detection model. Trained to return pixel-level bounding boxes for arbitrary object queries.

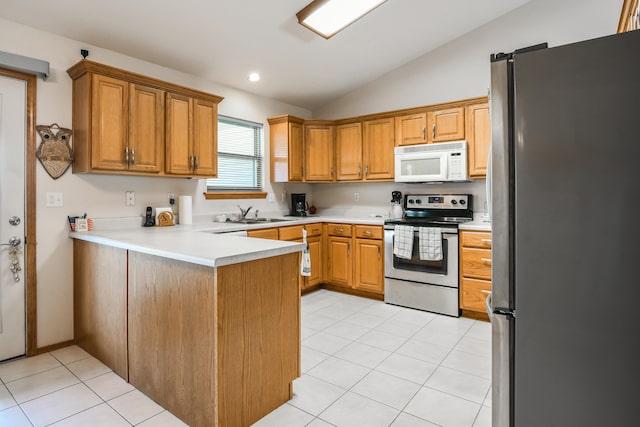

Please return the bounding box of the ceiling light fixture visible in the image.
[296,0,387,39]
[248,72,261,82]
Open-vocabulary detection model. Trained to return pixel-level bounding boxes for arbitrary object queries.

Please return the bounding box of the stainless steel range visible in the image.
[384,194,473,317]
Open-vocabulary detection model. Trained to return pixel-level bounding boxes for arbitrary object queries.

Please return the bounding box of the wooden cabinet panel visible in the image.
[304,223,323,237]
[461,231,492,249]
[192,98,217,177]
[465,102,490,178]
[460,278,492,312]
[73,240,128,380]
[129,84,164,173]
[363,117,394,180]
[91,74,129,171]
[247,228,279,240]
[395,112,428,146]
[306,236,322,288]
[327,236,352,288]
[326,223,352,237]
[304,123,334,181]
[165,93,192,175]
[354,238,383,294]
[279,225,304,241]
[269,116,304,182]
[354,225,383,239]
[336,122,363,180]
[618,0,640,32]
[461,248,492,280]
[428,107,465,142]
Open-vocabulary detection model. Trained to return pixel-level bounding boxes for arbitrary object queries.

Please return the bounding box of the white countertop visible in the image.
[69,215,386,267]
[459,216,492,232]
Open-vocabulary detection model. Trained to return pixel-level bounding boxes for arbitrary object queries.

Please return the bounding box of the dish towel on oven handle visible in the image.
[419,227,443,261]
[393,225,414,259]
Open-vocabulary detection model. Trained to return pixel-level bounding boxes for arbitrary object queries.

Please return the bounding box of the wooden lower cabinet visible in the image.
[325,224,384,296]
[459,230,492,320]
[74,240,300,427]
[247,227,279,240]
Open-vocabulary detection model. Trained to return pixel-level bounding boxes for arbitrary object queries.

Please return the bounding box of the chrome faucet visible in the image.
[237,205,252,219]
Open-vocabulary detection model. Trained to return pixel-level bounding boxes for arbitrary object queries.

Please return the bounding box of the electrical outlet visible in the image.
[267,192,276,202]
[125,191,135,206]
[353,192,359,202]
[168,192,175,206]
[281,189,287,202]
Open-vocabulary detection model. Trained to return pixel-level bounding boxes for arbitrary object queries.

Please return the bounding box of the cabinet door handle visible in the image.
[334,228,343,233]
[131,148,135,166]
[432,124,436,138]
[481,290,492,295]
[195,155,199,170]
[377,246,381,258]
[422,126,426,140]
[189,155,195,171]
[357,164,361,178]
[481,258,492,264]
[330,165,334,178]
[364,230,373,236]
[125,146,129,164]
[365,165,369,177]
[347,242,350,255]
[481,239,492,244]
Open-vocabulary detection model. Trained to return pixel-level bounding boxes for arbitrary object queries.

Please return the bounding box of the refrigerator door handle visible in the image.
[492,313,513,427]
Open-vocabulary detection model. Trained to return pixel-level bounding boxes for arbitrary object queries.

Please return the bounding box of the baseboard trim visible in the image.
[35,340,75,355]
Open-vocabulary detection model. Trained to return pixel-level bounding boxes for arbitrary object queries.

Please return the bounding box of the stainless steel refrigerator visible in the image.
[489,30,640,427]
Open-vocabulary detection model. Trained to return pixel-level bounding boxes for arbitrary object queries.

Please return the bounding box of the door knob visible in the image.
[9,216,21,226]
[1,236,21,247]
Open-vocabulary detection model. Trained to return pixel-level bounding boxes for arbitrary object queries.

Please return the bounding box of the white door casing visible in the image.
[0,75,27,361]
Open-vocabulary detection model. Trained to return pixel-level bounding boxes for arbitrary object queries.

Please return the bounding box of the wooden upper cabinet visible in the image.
[335,122,363,181]
[67,60,222,177]
[428,107,465,142]
[395,112,428,146]
[192,98,217,177]
[90,75,129,171]
[268,115,304,182]
[304,122,334,181]
[165,93,192,175]
[129,84,165,173]
[618,0,639,32]
[465,102,490,178]
[363,117,394,180]
[166,94,218,177]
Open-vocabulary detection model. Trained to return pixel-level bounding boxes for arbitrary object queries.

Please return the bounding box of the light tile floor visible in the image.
[0,290,491,426]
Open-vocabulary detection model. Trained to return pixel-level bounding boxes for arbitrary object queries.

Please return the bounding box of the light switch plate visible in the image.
[46,192,63,207]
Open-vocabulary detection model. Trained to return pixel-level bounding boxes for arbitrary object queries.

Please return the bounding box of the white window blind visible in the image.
[207,116,263,191]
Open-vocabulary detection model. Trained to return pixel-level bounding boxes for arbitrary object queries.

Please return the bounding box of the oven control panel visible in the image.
[405,194,470,210]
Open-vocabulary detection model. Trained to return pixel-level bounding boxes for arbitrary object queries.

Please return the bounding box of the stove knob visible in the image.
[459,199,466,205]
[415,199,422,204]
[451,200,457,205]
[408,199,414,204]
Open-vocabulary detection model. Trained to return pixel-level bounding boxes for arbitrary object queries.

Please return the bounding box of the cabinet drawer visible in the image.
[304,223,323,237]
[461,231,492,249]
[354,225,382,239]
[247,228,279,240]
[461,248,492,280]
[279,225,304,241]
[460,278,492,312]
[326,223,352,237]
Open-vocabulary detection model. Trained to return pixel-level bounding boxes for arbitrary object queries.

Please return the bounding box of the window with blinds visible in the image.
[206,116,263,191]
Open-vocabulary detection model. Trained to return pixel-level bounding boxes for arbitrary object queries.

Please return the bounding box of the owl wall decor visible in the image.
[36,123,73,179]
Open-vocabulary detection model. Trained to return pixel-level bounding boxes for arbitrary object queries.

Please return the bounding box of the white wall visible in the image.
[0,17,313,347]
[310,0,619,211]
[314,0,620,119]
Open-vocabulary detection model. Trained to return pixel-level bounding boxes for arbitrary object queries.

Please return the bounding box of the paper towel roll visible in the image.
[178,195,193,224]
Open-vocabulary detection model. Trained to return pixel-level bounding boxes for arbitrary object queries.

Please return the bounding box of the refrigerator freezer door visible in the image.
[489,57,512,311]
[513,30,640,426]
[491,312,512,427]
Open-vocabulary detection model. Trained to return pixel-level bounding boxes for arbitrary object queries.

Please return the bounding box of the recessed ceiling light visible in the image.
[296,0,387,39]
[248,72,261,82]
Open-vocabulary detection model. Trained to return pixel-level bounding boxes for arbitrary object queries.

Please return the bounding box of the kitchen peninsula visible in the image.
[71,228,304,427]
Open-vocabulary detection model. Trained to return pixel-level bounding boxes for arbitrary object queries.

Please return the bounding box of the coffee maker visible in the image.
[290,193,308,216]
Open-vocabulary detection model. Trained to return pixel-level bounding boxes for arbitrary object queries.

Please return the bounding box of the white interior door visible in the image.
[0,75,27,361]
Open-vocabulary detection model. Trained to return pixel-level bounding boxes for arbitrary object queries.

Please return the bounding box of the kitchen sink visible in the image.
[228,218,292,224]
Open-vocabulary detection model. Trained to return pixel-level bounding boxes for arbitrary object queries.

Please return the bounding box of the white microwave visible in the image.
[394,141,468,183]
